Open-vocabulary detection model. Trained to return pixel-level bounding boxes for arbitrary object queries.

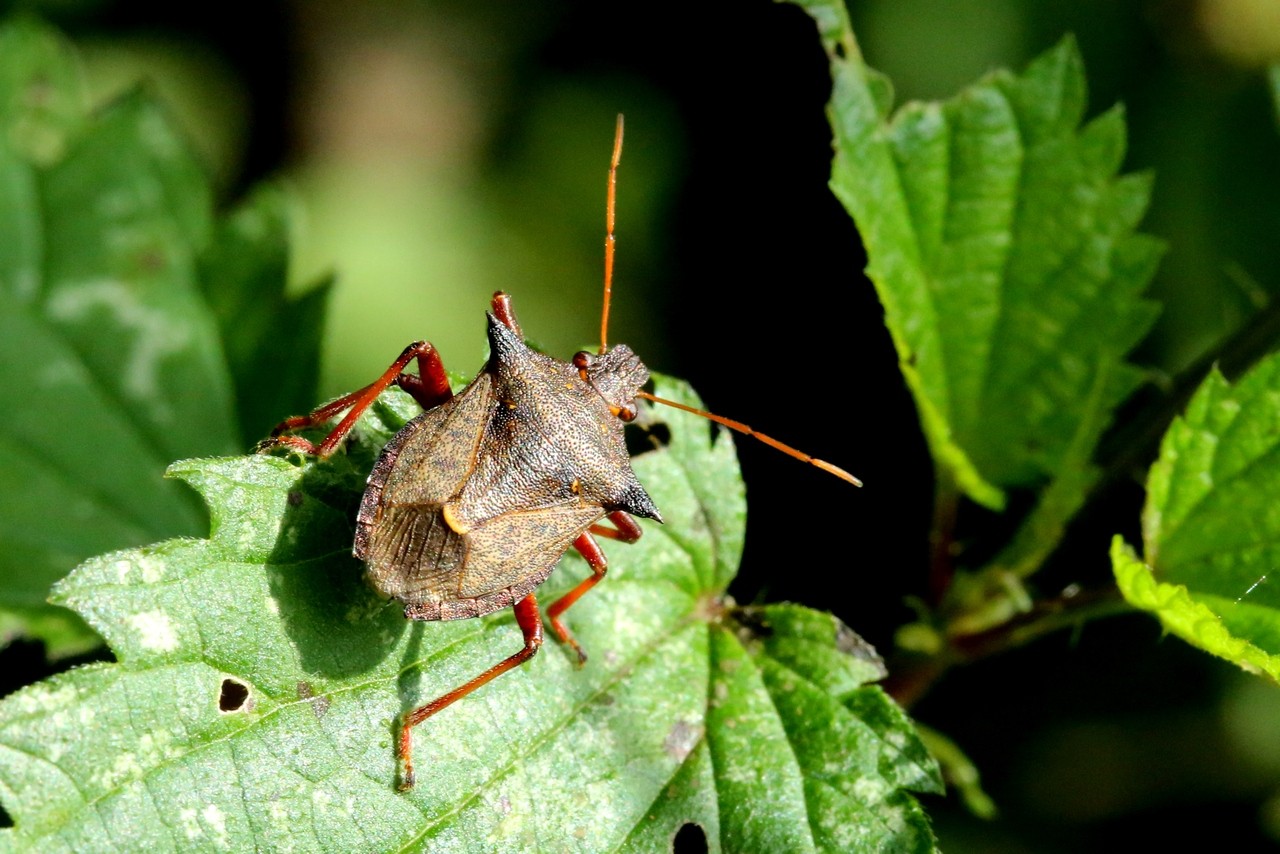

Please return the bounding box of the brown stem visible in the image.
[885,585,1133,709]
[949,586,1131,660]
[927,485,959,605]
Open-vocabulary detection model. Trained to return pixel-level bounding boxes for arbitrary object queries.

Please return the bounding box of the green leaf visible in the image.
[0,377,939,852]
[197,185,330,444]
[0,18,85,165]
[0,29,228,649]
[912,723,997,820]
[1113,354,1280,680]
[0,20,316,655]
[788,0,1161,512]
[37,87,236,459]
[1112,539,1280,682]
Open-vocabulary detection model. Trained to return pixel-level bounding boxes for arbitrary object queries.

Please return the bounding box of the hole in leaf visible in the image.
[673,822,708,853]
[834,41,846,60]
[0,800,12,828]
[219,678,250,712]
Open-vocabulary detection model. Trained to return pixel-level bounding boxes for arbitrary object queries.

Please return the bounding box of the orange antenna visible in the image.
[636,391,863,487]
[600,113,624,354]
[595,116,857,489]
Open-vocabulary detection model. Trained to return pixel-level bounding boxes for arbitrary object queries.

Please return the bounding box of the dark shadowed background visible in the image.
[4,0,1280,850]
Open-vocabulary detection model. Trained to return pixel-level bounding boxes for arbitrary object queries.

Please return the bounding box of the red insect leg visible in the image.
[547,511,642,664]
[588,510,643,543]
[489,291,524,339]
[398,594,543,791]
[260,341,451,458]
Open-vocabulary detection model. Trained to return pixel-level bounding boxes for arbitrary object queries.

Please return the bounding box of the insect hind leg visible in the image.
[258,341,451,458]
[397,593,543,791]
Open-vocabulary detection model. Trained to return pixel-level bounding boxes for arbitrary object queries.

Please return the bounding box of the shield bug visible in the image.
[259,115,860,790]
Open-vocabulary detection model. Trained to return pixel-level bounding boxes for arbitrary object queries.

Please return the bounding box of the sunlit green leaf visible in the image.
[1112,539,1280,682]
[1114,354,1280,681]
[789,0,1161,515]
[0,378,939,852]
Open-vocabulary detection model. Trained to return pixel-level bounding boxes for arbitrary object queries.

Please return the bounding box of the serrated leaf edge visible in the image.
[1111,536,1280,683]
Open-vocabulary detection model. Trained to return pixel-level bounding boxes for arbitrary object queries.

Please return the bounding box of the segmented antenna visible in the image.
[597,115,861,488]
[637,391,863,486]
[600,113,624,354]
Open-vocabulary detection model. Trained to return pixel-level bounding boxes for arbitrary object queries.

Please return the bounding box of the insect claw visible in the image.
[256,435,321,458]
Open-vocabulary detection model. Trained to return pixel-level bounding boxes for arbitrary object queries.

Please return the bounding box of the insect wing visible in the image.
[459,501,604,599]
[356,376,494,599]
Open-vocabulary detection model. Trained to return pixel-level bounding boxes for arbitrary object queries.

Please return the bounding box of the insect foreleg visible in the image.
[258,341,451,458]
[393,345,452,410]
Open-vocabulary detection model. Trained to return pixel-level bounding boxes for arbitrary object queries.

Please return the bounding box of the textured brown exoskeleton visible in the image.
[356,307,659,625]
[259,116,859,791]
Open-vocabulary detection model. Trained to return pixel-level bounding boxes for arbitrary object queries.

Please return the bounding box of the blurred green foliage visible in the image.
[0,1,1279,851]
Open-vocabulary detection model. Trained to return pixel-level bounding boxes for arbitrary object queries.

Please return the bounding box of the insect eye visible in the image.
[572,351,595,370]
[615,403,638,423]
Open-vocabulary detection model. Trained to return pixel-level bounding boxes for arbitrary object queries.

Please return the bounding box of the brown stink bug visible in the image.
[259,116,859,791]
